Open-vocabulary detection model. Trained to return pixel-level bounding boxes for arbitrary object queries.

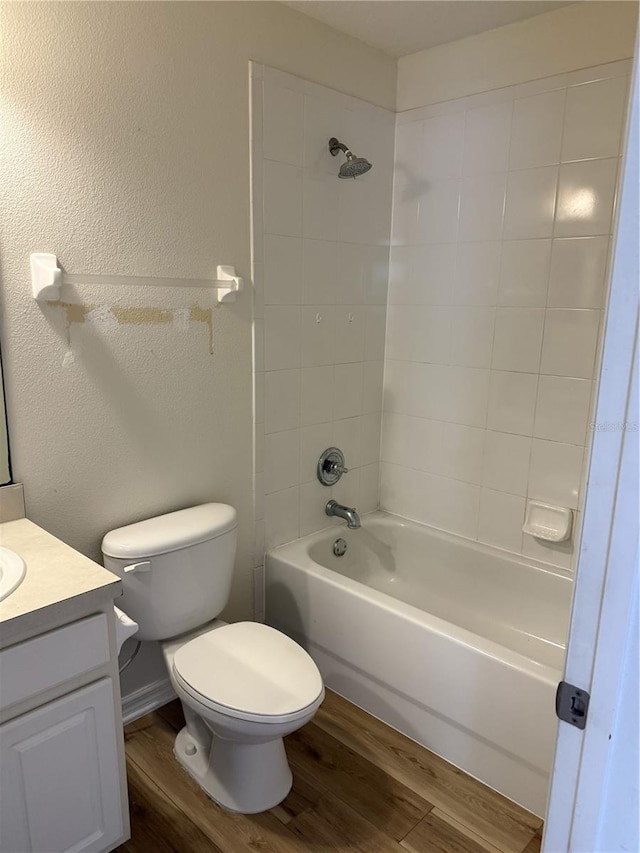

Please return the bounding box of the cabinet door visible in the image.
[0,679,124,853]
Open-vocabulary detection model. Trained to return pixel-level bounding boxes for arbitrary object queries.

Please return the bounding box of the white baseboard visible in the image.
[121,677,176,725]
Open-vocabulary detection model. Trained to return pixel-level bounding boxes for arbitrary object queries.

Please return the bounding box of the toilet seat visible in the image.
[172,622,324,724]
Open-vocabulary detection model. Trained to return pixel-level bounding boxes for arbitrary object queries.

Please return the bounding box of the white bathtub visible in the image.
[265,511,572,815]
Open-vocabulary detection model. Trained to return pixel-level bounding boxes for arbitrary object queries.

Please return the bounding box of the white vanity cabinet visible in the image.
[0,680,123,853]
[0,611,129,853]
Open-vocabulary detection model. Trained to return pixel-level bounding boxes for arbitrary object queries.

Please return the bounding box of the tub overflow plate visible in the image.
[333,538,348,557]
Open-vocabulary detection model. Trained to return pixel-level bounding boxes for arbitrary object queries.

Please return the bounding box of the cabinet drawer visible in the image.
[0,614,110,710]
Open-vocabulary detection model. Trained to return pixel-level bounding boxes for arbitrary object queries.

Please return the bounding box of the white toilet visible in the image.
[102,503,324,814]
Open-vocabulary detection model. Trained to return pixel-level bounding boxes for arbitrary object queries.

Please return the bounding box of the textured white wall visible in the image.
[0,2,395,693]
[397,2,638,111]
[0,384,9,485]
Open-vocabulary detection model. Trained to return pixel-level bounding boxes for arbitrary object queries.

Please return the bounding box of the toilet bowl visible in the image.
[163,620,324,812]
[102,503,324,814]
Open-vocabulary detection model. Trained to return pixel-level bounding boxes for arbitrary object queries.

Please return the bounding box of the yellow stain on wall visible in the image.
[55,302,214,354]
[112,306,174,325]
[188,306,214,354]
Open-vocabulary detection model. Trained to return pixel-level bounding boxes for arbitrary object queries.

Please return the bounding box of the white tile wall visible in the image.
[422,113,465,180]
[463,102,512,176]
[253,64,394,551]
[262,160,302,237]
[455,242,501,306]
[262,82,304,166]
[533,375,592,445]
[540,309,601,379]
[302,239,336,304]
[459,173,506,241]
[555,158,618,237]
[264,235,302,304]
[487,371,538,436]
[381,61,630,570]
[253,60,630,574]
[561,75,628,162]
[547,237,609,308]
[503,166,557,240]
[478,489,527,554]
[509,89,565,170]
[491,308,545,373]
[498,240,551,307]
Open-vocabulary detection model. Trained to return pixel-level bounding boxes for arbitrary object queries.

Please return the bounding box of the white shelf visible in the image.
[30,254,243,304]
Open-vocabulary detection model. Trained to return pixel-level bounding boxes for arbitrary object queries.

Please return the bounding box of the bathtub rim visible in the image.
[276,509,574,581]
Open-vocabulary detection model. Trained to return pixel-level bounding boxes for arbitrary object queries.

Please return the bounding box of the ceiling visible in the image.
[284,1,576,58]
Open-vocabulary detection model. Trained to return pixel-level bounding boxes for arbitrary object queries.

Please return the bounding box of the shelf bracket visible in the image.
[215,265,244,303]
[30,253,63,302]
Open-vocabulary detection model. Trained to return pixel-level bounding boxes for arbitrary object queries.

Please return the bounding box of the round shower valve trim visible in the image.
[317,447,349,486]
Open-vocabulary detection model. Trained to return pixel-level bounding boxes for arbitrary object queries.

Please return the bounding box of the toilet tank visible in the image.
[101,503,238,641]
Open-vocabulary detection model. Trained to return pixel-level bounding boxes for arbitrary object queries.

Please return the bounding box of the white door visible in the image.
[0,679,124,853]
[543,44,639,853]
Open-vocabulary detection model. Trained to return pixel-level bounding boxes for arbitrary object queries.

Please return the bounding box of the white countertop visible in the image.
[0,519,121,641]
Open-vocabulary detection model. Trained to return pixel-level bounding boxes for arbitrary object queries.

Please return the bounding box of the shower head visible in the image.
[339,153,373,179]
[328,137,372,179]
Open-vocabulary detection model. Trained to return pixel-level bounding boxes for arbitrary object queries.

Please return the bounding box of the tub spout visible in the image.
[326,500,361,529]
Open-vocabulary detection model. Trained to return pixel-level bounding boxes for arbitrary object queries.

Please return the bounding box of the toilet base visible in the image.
[173,725,293,814]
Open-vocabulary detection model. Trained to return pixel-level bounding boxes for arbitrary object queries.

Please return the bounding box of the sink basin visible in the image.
[0,547,26,601]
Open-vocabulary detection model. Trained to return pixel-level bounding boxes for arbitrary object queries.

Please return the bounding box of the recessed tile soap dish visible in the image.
[523,500,573,543]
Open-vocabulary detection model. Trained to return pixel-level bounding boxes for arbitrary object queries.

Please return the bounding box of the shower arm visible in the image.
[329,137,351,158]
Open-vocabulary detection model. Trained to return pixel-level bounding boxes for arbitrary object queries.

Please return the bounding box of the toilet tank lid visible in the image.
[101,503,237,559]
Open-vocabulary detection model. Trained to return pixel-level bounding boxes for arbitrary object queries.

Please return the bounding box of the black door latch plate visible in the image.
[556,681,590,730]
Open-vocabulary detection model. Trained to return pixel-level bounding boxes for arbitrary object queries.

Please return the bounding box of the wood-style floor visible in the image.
[120,690,543,853]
